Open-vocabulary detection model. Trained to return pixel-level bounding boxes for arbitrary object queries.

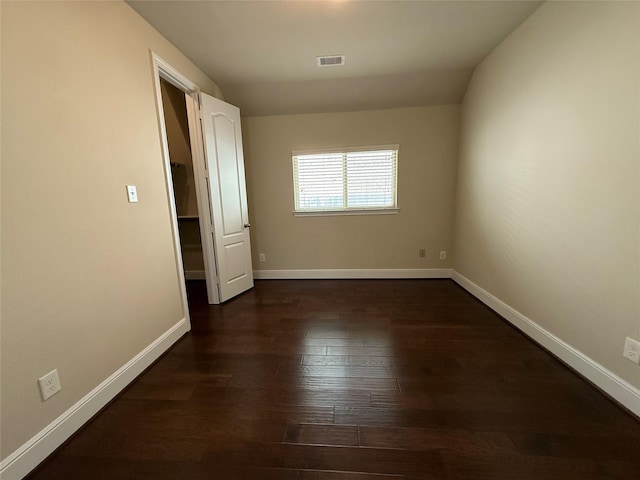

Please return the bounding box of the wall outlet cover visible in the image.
[623,337,640,365]
[38,369,62,401]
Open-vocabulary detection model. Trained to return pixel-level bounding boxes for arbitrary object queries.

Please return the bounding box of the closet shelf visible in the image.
[177,215,199,220]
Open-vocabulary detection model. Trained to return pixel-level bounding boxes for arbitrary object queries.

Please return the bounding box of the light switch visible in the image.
[126,185,138,203]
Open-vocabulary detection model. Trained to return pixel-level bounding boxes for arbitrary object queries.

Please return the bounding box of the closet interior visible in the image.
[160,78,205,280]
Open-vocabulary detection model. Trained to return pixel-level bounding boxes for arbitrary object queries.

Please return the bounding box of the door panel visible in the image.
[224,241,248,282]
[200,93,253,302]
[211,114,244,234]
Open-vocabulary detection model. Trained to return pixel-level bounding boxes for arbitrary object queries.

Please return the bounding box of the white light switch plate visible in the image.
[126,185,138,203]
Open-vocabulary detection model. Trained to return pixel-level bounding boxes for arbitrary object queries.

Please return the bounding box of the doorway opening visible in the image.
[152,53,220,308]
[152,53,254,307]
[159,78,205,283]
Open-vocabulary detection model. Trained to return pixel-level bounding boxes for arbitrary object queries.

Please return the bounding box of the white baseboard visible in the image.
[451,270,640,418]
[184,269,206,280]
[253,268,452,280]
[0,319,190,480]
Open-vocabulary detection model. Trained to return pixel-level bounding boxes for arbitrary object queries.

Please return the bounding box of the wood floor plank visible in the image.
[27,279,640,480]
[278,364,396,379]
[285,423,359,446]
[295,444,446,477]
[302,355,394,367]
[269,404,336,424]
[327,346,397,356]
[28,458,287,480]
[191,385,373,407]
[441,451,603,480]
[298,471,403,480]
[507,431,640,461]
[359,426,518,455]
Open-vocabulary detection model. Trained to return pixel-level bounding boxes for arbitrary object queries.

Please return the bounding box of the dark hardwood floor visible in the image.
[28,279,640,479]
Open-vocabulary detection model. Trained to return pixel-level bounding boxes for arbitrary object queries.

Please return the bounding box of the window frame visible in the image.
[291,144,399,216]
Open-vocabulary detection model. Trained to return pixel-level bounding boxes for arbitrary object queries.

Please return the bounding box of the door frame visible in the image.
[150,52,221,306]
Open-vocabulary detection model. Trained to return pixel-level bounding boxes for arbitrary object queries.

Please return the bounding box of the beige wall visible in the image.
[453,1,640,389]
[242,105,459,270]
[0,1,221,459]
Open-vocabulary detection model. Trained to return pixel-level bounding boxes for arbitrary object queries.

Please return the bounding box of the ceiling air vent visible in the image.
[316,55,345,67]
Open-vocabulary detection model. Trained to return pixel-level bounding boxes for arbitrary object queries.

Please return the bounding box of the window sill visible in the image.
[293,208,400,217]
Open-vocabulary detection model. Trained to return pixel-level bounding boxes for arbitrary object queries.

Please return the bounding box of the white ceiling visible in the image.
[128,0,542,116]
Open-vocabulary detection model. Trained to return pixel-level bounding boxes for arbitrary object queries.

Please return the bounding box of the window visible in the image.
[292,145,399,215]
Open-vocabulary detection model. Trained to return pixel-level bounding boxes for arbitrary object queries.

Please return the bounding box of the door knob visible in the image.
[244,223,251,228]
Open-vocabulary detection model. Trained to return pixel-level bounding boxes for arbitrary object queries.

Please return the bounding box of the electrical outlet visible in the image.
[440,251,447,260]
[38,369,62,401]
[623,337,640,365]
[418,249,426,258]
[259,253,266,262]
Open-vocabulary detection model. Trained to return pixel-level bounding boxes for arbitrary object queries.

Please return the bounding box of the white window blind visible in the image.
[292,145,398,214]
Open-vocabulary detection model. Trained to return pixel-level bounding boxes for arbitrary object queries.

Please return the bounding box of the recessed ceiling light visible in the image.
[316,55,346,67]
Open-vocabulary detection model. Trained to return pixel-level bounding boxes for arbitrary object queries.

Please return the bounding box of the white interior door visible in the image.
[199,93,254,302]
